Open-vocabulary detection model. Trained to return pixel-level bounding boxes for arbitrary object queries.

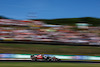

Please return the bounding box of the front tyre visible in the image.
[56,59,61,62]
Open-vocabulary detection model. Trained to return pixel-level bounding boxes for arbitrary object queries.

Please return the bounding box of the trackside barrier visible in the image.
[0,58,31,60]
[0,38,14,41]
[0,54,100,60]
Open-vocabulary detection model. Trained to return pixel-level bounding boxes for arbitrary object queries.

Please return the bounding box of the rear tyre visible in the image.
[31,58,37,62]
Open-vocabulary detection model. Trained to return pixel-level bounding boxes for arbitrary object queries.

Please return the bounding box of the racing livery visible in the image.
[31,54,61,62]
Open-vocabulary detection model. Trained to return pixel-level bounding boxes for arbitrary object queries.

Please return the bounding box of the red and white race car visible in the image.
[31,54,61,62]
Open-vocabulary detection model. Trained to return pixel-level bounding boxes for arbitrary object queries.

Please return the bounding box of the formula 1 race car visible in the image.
[31,54,61,62]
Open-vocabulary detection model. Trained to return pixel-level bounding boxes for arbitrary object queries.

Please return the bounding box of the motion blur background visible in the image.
[0,0,100,62]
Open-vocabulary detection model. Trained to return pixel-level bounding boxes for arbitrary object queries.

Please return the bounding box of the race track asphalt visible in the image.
[0,60,100,63]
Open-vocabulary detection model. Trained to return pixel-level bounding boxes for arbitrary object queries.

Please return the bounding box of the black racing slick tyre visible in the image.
[56,59,61,62]
[31,58,37,62]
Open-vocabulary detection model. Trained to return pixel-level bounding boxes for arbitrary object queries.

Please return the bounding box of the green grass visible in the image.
[0,43,100,56]
[0,62,100,67]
